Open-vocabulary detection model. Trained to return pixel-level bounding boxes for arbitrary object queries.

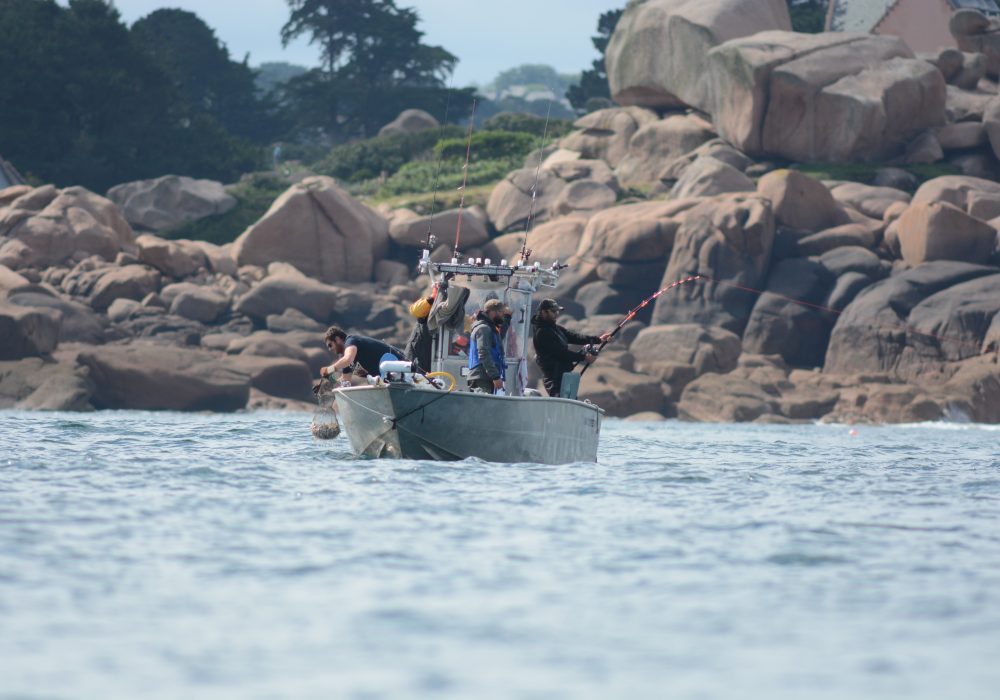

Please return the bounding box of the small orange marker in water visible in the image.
[849,429,858,438]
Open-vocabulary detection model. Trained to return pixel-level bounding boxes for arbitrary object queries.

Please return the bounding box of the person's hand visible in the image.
[599,333,612,344]
[584,353,597,364]
[320,366,329,378]
[493,378,504,390]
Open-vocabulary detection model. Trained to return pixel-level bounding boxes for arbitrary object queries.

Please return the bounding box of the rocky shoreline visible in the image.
[2,0,1000,424]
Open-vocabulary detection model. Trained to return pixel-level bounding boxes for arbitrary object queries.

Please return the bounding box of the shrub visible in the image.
[434,131,537,162]
[482,112,575,138]
[380,156,523,197]
[311,126,464,182]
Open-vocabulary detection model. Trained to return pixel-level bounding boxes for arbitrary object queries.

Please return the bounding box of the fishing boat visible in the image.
[333,253,604,464]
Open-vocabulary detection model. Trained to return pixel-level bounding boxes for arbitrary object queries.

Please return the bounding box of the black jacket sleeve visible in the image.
[535,325,585,364]
[560,325,601,348]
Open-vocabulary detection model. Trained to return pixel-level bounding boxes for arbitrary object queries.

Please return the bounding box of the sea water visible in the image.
[1,411,998,700]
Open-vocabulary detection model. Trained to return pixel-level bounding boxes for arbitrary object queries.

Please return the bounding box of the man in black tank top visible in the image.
[320,326,404,380]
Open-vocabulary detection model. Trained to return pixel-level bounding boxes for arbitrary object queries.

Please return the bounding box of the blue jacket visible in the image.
[468,313,506,382]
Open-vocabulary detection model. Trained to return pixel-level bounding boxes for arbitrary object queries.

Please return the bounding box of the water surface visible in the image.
[1,412,998,699]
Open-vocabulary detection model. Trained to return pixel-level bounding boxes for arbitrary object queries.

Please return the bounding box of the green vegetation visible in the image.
[164,174,288,246]
[567,9,624,113]
[312,127,464,182]
[380,156,524,198]
[434,132,536,161]
[481,113,575,138]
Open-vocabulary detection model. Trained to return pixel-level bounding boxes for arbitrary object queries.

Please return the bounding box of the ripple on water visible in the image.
[0,411,998,700]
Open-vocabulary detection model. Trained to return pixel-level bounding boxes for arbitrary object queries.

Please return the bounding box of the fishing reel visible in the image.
[582,343,601,357]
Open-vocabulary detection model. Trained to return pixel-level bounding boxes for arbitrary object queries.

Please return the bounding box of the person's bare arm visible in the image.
[321,344,358,376]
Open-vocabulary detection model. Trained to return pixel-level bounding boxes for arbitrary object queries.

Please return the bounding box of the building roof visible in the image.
[827,0,999,33]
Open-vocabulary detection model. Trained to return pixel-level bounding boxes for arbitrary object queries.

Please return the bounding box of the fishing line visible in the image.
[453,98,478,259]
[579,275,993,376]
[518,101,554,267]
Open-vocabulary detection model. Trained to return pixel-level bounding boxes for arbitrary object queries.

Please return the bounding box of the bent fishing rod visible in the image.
[578,276,704,376]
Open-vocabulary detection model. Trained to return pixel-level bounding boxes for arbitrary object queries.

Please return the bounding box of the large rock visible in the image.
[554,180,617,217]
[576,199,699,292]
[0,302,61,359]
[377,109,439,137]
[388,207,489,249]
[0,264,28,291]
[234,273,340,323]
[228,355,313,401]
[577,366,665,417]
[670,155,754,199]
[0,186,134,269]
[757,170,842,233]
[520,216,588,267]
[606,0,792,110]
[4,289,106,344]
[741,258,834,368]
[708,32,946,163]
[904,273,1000,364]
[487,168,566,234]
[652,194,775,333]
[107,175,236,232]
[630,323,742,376]
[232,177,389,284]
[78,342,249,411]
[560,107,659,168]
[911,175,1000,212]
[824,261,998,378]
[170,286,230,324]
[89,266,162,310]
[135,234,198,279]
[0,356,93,411]
[951,10,1000,79]
[615,113,717,186]
[830,183,911,221]
[896,202,996,265]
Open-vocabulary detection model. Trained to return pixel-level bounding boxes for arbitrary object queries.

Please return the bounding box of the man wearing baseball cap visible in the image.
[532,299,611,397]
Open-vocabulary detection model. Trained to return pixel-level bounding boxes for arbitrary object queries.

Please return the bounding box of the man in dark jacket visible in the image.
[467,299,510,394]
[532,299,611,397]
[404,296,434,372]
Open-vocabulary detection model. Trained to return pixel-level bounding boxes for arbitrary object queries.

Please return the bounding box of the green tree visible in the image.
[132,9,285,143]
[566,8,624,113]
[0,0,260,191]
[280,0,467,139]
[788,0,828,33]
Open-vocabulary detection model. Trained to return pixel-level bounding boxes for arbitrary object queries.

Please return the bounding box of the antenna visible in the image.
[518,101,553,267]
[453,98,477,260]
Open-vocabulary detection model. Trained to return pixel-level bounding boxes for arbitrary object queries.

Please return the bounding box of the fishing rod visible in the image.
[578,276,704,376]
[453,98,478,260]
[518,101,553,267]
[421,76,457,251]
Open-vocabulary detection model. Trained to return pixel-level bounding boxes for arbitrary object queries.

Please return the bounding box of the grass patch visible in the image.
[371,183,496,214]
[164,173,287,245]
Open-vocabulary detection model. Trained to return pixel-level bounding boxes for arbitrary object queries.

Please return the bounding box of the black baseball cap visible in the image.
[538,299,564,312]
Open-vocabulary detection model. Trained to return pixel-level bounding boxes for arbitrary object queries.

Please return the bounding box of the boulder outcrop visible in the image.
[232,177,389,284]
[78,342,249,411]
[0,302,61,359]
[708,32,946,163]
[652,194,775,333]
[606,0,792,110]
[0,186,134,269]
[560,107,659,168]
[378,109,439,137]
[615,113,717,186]
[107,175,236,233]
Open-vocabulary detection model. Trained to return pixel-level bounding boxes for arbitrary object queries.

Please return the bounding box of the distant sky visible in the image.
[98,0,625,86]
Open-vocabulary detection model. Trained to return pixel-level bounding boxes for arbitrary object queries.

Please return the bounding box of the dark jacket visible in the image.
[532,314,600,392]
[468,311,509,383]
[404,317,433,373]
